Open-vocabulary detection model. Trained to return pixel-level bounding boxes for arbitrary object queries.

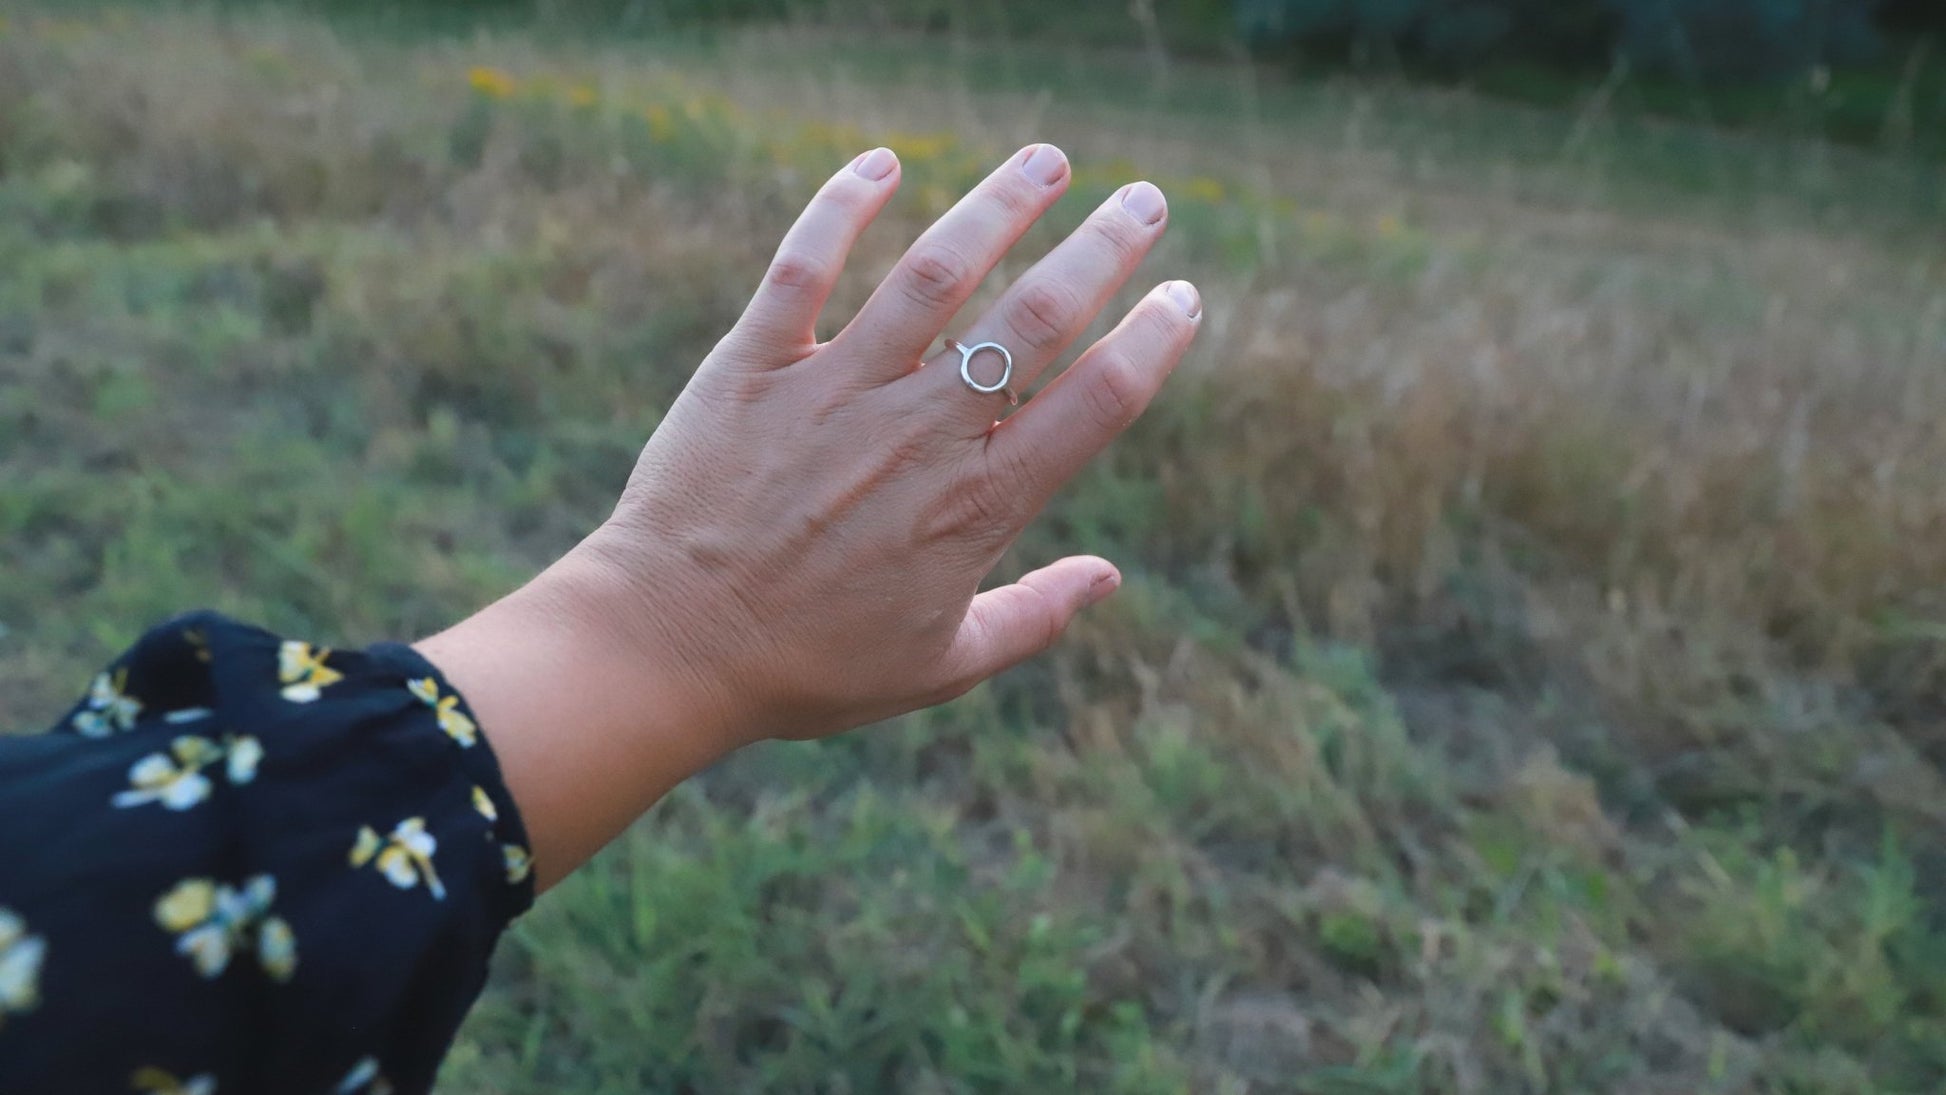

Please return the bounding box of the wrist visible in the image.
[552,522,769,749]
[413,538,750,890]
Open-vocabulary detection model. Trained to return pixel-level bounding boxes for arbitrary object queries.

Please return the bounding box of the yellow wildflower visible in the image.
[644,104,674,142]
[566,84,597,108]
[886,131,956,164]
[467,65,516,100]
[1182,176,1227,204]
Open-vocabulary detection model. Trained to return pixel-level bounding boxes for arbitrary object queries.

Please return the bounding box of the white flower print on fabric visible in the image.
[336,1056,393,1095]
[72,667,142,736]
[350,818,447,900]
[0,907,47,1028]
[152,875,297,982]
[131,1067,218,1095]
[278,641,344,703]
[113,735,263,811]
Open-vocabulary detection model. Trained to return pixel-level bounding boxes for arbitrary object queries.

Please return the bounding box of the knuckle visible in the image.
[988,440,1041,501]
[900,244,972,310]
[1021,586,1065,655]
[960,473,1013,532]
[920,462,1014,543]
[1091,215,1148,265]
[1011,587,1058,657]
[914,470,1004,544]
[872,416,935,471]
[985,177,1040,220]
[1083,352,1146,431]
[1008,280,1078,353]
[765,250,833,294]
[1144,299,1195,342]
[819,173,871,209]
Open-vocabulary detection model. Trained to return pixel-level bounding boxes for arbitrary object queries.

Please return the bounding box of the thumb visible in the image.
[942,556,1120,691]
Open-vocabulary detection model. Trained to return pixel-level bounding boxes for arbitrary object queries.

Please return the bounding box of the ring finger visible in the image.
[909,179,1170,434]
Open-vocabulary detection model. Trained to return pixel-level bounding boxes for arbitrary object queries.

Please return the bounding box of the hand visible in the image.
[418,144,1202,887]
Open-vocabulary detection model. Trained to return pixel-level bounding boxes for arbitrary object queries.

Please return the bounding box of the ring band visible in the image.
[945,338,1018,406]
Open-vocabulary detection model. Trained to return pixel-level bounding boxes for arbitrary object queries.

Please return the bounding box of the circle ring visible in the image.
[945,338,1019,406]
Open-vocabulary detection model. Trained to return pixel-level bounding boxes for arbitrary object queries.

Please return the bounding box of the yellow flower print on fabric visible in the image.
[113,735,262,811]
[350,818,447,900]
[337,1056,393,1094]
[73,667,142,736]
[257,916,297,982]
[503,844,532,886]
[471,785,498,824]
[406,677,477,748]
[0,907,47,1029]
[278,641,344,703]
[130,1067,218,1095]
[152,875,297,982]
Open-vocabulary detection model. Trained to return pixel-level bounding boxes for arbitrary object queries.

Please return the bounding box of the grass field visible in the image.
[3,6,1946,1092]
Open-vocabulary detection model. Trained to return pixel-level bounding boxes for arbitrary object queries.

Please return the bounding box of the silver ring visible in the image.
[945,338,1018,406]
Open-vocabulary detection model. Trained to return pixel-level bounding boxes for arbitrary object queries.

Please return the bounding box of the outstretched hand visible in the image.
[418,144,1202,887]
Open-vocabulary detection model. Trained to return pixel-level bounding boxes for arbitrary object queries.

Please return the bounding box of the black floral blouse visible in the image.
[0,612,535,1095]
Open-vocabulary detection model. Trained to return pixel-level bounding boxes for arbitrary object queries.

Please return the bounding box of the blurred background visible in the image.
[2,1,1944,1091]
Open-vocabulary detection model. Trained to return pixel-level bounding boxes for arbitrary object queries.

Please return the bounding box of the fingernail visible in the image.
[1086,570,1121,606]
[854,147,897,181]
[1018,143,1068,186]
[1122,181,1166,225]
[1165,280,1201,318]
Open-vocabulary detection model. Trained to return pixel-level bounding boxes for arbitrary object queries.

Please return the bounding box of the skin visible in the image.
[415,143,1203,892]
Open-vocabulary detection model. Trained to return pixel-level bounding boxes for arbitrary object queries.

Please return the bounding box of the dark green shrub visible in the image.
[1235,0,1888,78]
[1234,0,1616,69]
[1612,0,1883,78]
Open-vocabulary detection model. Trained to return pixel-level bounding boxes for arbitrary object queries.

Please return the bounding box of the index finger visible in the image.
[730,147,904,360]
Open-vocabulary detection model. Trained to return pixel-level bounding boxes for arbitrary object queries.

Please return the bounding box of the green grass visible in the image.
[3,6,1946,1092]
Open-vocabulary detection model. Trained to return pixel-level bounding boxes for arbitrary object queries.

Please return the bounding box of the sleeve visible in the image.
[0,611,536,1095]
